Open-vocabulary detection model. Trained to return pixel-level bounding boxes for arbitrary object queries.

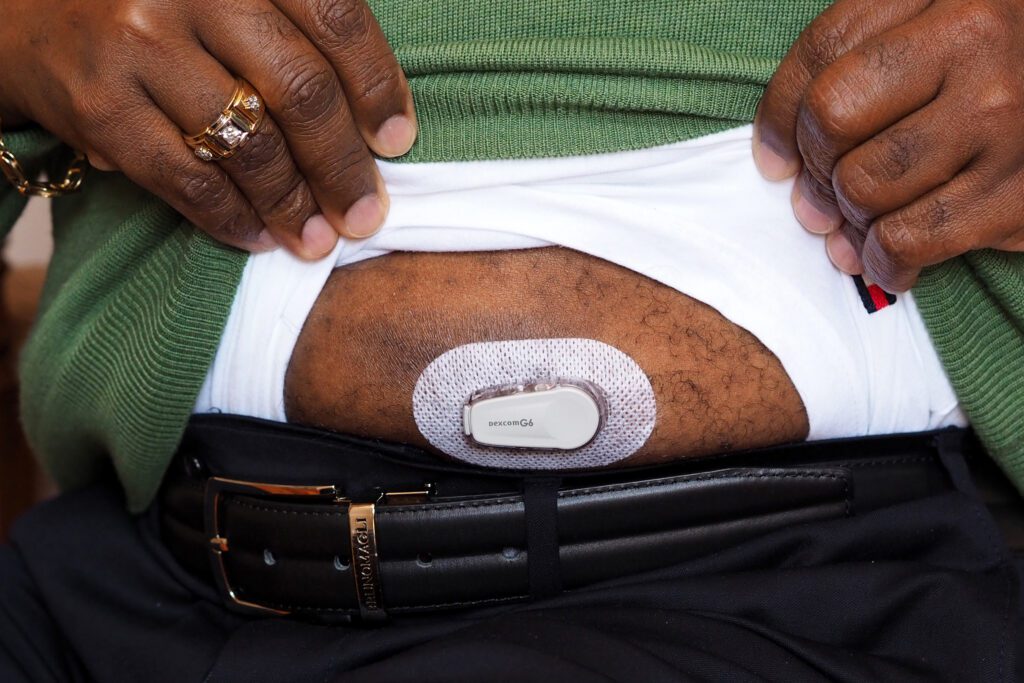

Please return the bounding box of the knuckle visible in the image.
[210,212,260,243]
[802,76,857,143]
[229,130,312,226]
[860,35,911,72]
[321,142,374,195]
[798,20,852,72]
[173,173,258,242]
[833,158,879,223]
[875,126,923,181]
[111,4,162,45]
[923,195,955,238]
[348,58,402,107]
[231,129,288,175]
[952,3,1007,45]
[308,0,371,46]
[803,173,837,208]
[277,57,343,123]
[873,217,920,267]
[175,169,232,211]
[974,80,1024,118]
[251,10,302,49]
[266,176,315,227]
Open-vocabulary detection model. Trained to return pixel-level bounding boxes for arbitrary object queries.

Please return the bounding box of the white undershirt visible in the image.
[195,124,967,438]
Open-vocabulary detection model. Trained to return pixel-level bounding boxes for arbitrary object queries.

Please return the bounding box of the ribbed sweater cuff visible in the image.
[915,253,1024,490]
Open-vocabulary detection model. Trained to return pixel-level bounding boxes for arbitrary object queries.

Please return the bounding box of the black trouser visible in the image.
[2,430,1023,682]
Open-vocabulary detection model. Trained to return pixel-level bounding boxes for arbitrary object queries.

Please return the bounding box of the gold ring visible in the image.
[184,78,265,161]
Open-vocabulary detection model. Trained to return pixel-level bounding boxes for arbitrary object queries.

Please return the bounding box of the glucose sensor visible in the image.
[412,338,656,470]
[463,380,605,450]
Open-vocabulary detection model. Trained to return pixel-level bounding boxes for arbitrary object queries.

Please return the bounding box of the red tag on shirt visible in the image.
[853,275,896,314]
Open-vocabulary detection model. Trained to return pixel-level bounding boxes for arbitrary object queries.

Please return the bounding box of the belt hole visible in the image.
[502,547,521,561]
[263,549,276,567]
[334,556,349,571]
[417,552,432,567]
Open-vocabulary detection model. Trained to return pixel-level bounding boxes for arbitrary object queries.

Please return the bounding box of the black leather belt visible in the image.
[160,415,970,622]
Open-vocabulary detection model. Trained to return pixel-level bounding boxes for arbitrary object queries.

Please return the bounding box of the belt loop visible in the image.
[934,428,979,498]
[523,477,563,600]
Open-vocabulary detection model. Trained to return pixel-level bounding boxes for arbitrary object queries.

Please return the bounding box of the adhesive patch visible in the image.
[412,338,656,470]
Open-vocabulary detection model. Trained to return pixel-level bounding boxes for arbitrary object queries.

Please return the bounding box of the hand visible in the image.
[753,0,1024,292]
[0,0,417,259]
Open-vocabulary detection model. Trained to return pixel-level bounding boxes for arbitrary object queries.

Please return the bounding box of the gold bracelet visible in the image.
[0,116,86,198]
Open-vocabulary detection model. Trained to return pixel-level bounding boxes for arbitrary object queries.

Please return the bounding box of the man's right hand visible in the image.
[0,0,417,259]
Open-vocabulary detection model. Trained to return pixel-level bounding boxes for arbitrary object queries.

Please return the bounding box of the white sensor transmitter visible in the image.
[463,379,605,450]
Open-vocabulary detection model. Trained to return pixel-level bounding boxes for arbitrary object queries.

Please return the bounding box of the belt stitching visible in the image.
[211,470,852,613]
[219,471,848,517]
[224,495,524,516]
[833,455,934,469]
[557,470,847,501]
[182,446,937,614]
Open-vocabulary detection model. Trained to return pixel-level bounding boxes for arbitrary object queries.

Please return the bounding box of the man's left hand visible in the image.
[754,0,1024,292]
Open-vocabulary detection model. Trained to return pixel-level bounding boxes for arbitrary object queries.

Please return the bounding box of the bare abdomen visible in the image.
[285,247,809,466]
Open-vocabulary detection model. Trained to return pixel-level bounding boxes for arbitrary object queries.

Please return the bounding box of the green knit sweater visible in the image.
[2,1,1023,512]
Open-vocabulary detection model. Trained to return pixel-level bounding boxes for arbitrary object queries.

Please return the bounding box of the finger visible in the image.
[754,0,930,180]
[144,49,331,259]
[995,234,1024,251]
[831,98,978,235]
[792,166,843,234]
[85,152,119,172]
[271,0,417,158]
[223,118,332,258]
[114,107,271,252]
[862,169,1024,292]
[198,5,387,239]
[795,12,952,197]
[826,228,864,275]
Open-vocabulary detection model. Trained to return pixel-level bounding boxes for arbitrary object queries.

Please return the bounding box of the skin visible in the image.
[286,248,810,466]
[7,2,993,460]
[0,0,416,258]
[4,1,1018,289]
[754,0,1024,293]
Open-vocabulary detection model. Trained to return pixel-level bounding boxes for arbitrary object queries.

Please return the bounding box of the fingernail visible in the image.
[826,232,863,275]
[793,185,842,235]
[753,129,799,181]
[300,215,338,259]
[254,229,278,252]
[87,154,117,172]
[375,114,417,158]
[345,194,386,238]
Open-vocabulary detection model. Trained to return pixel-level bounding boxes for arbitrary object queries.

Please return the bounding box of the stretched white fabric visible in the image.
[195,124,967,439]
